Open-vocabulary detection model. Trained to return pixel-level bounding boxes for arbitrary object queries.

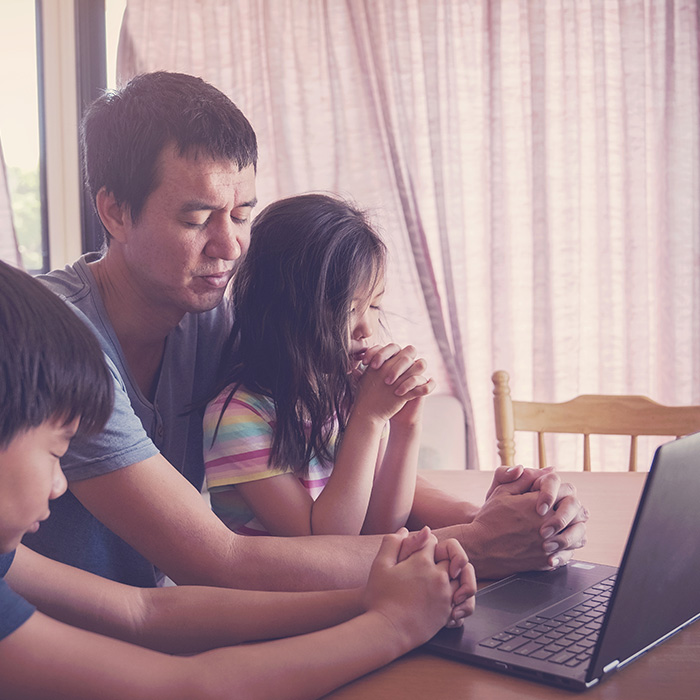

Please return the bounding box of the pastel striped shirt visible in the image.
[203,387,335,535]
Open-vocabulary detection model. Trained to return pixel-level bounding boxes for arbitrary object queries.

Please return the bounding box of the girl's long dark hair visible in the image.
[210,193,386,474]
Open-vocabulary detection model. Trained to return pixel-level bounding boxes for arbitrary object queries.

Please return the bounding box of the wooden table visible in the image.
[323,470,700,700]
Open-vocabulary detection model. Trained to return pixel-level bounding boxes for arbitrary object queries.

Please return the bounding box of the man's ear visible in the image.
[95,188,130,244]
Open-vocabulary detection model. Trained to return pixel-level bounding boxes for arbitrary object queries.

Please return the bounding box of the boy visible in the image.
[0,260,474,699]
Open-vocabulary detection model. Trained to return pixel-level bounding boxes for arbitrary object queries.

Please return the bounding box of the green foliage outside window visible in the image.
[6,165,42,271]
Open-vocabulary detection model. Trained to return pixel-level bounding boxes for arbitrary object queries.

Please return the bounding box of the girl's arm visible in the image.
[234,399,387,535]
[0,533,462,700]
[207,390,386,536]
[360,345,433,533]
[298,345,432,535]
[361,399,423,534]
[229,345,431,536]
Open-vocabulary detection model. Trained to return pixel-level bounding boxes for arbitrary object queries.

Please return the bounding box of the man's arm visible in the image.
[408,473,481,529]
[70,453,380,591]
[71,452,587,590]
[408,467,589,579]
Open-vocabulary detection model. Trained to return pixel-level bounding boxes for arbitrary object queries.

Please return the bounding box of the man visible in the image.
[24,71,587,594]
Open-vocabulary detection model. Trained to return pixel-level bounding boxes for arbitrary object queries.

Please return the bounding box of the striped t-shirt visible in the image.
[203,387,335,535]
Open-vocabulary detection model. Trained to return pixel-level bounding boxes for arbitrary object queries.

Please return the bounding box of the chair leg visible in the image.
[629,436,637,472]
[493,370,516,466]
[538,432,547,468]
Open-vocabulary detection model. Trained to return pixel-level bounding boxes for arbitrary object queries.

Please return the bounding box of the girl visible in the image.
[204,193,435,536]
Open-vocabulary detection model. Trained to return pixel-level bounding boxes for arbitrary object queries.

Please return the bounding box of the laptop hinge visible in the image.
[602,660,620,675]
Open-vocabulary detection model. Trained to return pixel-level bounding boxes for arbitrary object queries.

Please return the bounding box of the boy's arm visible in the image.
[0,607,415,700]
[8,544,364,652]
[198,532,463,700]
[0,533,460,700]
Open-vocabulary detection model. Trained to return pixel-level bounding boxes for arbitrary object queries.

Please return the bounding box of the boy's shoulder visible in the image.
[0,550,15,578]
[0,550,36,643]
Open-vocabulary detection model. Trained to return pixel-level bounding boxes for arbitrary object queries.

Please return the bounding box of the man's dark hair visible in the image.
[82,71,258,238]
[0,261,113,449]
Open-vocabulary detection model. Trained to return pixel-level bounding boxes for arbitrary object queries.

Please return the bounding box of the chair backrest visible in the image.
[492,370,700,471]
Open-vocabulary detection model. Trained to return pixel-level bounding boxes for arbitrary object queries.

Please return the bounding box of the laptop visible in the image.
[426,431,700,691]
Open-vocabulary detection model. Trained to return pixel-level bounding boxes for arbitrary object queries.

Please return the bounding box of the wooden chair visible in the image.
[492,370,700,471]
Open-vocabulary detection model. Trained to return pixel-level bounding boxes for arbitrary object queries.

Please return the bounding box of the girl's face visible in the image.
[348,274,385,371]
[0,418,77,553]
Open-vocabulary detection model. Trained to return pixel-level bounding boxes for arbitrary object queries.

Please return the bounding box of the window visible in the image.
[106,0,125,88]
[0,0,125,272]
[0,0,44,271]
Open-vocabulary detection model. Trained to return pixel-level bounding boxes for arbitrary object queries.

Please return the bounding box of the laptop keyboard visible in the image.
[478,575,617,668]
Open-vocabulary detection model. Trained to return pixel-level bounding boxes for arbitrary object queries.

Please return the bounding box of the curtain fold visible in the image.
[345,0,479,467]
[117,0,700,470]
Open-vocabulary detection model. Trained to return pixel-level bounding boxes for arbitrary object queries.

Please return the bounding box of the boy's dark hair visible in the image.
[211,193,387,474]
[82,71,258,240]
[0,261,113,449]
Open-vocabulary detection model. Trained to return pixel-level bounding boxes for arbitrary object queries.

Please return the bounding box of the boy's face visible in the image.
[0,418,77,553]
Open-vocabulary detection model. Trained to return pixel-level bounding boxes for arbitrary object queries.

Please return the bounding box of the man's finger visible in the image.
[491,466,548,496]
[531,469,562,515]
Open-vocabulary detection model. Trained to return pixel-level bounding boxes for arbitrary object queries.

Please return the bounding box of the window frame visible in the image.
[36,0,106,271]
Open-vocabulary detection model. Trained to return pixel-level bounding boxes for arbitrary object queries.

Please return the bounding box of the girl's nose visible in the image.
[353,313,373,340]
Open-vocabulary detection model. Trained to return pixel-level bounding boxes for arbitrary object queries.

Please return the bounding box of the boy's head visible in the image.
[0,261,113,551]
[81,71,258,243]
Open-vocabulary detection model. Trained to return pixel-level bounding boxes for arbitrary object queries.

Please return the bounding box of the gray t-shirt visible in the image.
[22,254,232,586]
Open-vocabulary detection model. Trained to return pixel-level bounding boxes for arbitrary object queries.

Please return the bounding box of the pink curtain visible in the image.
[0,136,22,268]
[117,0,700,471]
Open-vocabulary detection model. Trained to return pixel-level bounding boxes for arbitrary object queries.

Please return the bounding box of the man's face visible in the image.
[0,419,76,553]
[119,144,257,317]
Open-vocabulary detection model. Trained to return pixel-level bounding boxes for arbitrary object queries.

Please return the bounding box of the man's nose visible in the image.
[205,217,248,261]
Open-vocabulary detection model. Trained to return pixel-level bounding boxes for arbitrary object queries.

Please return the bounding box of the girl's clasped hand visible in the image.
[350,342,435,425]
